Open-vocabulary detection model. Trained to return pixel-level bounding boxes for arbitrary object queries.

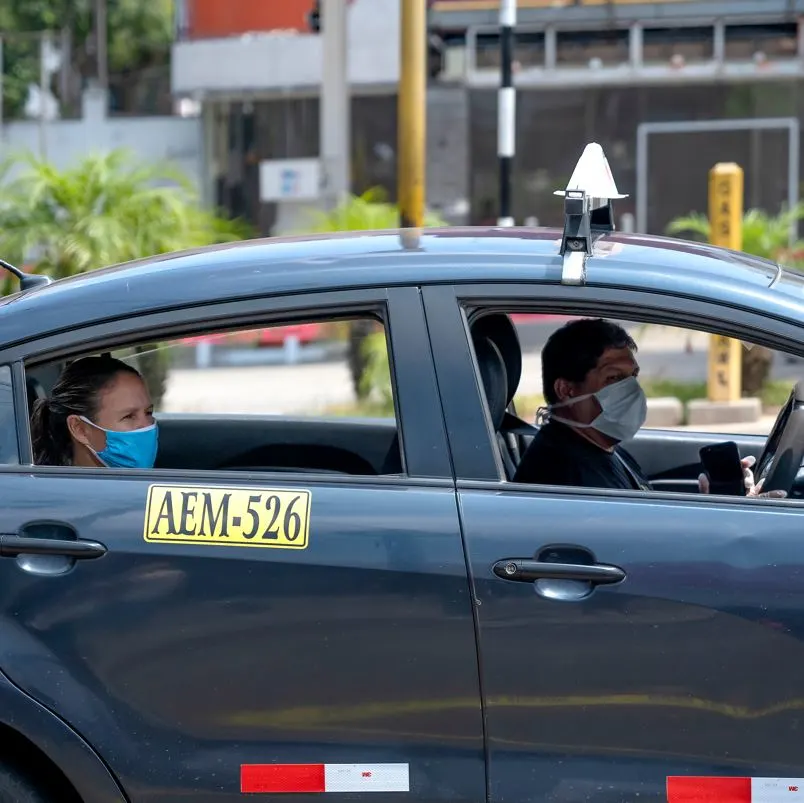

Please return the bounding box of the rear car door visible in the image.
[0,287,485,803]
[424,282,804,803]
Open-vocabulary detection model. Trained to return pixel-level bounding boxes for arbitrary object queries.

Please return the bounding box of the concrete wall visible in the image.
[171,0,400,96]
[0,89,204,190]
[427,87,470,224]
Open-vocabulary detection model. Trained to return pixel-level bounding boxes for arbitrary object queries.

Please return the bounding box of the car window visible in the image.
[462,309,804,502]
[503,316,798,439]
[117,319,392,419]
[24,315,403,476]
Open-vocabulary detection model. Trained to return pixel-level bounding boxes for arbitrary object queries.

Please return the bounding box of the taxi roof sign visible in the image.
[557,143,628,286]
[554,142,628,201]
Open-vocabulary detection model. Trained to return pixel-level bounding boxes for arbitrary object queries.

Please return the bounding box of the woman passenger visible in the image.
[30,355,158,468]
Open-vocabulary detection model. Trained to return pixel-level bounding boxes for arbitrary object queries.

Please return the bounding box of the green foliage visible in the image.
[358,332,393,410]
[302,187,446,403]
[666,203,804,267]
[0,148,250,280]
[0,148,250,407]
[0,0,174,119]
[667,203,804,396]
[106,0,174,74]
[640,378,791,418]
[302,187,447,233]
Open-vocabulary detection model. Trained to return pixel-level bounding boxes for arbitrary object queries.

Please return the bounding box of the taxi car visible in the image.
[0,145,802,803]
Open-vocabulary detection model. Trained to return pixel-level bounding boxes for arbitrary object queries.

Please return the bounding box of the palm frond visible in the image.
[0,148,253,285]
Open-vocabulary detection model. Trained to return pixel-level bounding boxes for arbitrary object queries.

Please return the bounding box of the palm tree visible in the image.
[302,187,446,400]
[0,149,248,277]
[0,149,250,404]
[667,204,804,395]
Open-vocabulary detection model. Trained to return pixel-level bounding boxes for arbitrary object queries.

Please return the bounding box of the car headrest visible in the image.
[473,335,508,432]
[470,313,521,406]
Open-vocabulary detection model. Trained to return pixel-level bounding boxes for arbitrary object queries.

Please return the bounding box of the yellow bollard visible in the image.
[707,163,744,402]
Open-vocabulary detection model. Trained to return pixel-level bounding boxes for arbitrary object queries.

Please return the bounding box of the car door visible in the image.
[424,282,804,803]
[0,287,485,803]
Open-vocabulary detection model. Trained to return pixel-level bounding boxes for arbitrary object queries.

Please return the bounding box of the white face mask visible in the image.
[548,375,647,442]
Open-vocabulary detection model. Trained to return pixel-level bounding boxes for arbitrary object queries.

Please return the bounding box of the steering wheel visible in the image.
[755,380,804,495]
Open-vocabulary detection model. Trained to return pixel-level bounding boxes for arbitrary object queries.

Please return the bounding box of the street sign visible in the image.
[707,162,744,402]
[259,159,321,202]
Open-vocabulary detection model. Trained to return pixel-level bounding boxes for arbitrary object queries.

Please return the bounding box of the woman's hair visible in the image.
[30,355,142,466]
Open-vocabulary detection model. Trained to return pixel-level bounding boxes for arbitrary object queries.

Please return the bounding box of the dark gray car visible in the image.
[0,218,800,803]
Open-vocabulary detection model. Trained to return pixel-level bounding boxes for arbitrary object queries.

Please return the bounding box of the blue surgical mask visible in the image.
[80,416,159,469]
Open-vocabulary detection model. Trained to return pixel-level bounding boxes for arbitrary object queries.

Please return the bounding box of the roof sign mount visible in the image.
[555,143,628,286]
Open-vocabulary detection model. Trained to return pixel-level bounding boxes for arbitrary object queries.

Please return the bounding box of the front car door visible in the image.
[0,287,485,802]
[424,281,804,803]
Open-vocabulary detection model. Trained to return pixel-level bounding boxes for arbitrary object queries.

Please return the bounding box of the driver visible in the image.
[513,318,784,498]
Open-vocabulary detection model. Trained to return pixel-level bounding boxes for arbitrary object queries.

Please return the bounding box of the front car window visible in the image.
[465,309,804,503]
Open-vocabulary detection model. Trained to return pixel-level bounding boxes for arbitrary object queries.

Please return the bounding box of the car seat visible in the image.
[470,313,537,477]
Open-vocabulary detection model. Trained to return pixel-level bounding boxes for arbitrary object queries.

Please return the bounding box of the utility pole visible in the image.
[398,0,426,228]
[320,0,350,210]
[497,0,516,226]
[96,0,108,89]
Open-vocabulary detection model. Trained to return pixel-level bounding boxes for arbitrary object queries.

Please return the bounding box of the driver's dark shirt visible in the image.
[514,420,650,490]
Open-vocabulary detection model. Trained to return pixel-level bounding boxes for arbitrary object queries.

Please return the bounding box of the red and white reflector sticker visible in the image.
[668,777,804,802]
[241,763,410,794]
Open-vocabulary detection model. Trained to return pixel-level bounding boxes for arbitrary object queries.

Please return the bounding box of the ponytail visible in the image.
[30,397,74,466]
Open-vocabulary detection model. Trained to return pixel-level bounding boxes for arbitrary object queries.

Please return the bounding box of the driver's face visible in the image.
[556,347,640,426]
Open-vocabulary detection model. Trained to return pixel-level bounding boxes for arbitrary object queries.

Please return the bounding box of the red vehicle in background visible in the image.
[181,323,324,349]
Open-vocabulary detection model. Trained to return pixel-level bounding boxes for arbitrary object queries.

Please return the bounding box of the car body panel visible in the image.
[0,670,126,802]
[0,282,485,802]
[0,473,483,803]
[457,487,804,803]
[420,279,804,802]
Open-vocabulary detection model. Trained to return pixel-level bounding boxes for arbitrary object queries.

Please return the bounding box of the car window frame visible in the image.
[2,286,453,484]
[422,280,804,509]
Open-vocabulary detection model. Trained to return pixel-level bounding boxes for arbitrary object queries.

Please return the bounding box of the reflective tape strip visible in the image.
[242,764,410,794]
[668,777,804,802]
[325,764,410,792]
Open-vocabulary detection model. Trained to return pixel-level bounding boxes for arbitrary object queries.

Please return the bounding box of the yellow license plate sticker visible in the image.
[144,484,311,549]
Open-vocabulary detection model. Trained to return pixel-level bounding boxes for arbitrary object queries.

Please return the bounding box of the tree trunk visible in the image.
[347,320,375,400]
[135,344,170,410]
[741,345,773,398]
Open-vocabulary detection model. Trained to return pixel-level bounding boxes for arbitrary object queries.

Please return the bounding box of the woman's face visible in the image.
[69,372,154,461]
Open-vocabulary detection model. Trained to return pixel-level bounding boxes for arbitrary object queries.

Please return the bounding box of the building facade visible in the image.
[172,0,804,236]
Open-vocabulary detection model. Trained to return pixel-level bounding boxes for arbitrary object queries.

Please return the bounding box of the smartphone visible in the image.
[699,441,746,496]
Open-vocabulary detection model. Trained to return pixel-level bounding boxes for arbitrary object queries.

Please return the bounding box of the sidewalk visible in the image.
[669,416,777,435]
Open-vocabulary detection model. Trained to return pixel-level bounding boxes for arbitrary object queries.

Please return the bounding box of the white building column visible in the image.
[321,0,350,209]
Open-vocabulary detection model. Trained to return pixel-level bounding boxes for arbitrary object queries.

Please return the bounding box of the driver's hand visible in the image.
[698,455,788,498]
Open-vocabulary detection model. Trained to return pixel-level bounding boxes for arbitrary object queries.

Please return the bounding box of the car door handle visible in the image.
[492,558,625,585]
[0,535,107,560]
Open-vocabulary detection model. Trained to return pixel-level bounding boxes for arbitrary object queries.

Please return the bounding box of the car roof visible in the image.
[0,226,801,349]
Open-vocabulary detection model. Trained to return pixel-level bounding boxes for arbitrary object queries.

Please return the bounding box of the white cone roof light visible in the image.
[557,142,629,286]
[554,142,628,200]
